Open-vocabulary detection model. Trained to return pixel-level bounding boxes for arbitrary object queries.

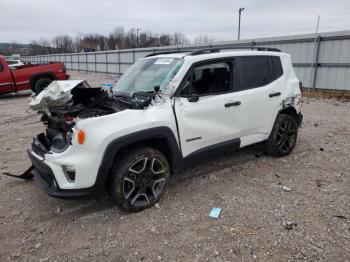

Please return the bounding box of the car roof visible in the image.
[143,49,286,61]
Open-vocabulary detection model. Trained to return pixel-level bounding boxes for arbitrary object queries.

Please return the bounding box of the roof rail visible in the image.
[146,50,193,57]
[188,45,281,56]
[145,45,281,58]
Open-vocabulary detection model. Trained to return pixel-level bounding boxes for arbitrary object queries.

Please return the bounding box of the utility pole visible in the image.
[310,15,320,90]
[132,28,141,48]
[238,7,245,40]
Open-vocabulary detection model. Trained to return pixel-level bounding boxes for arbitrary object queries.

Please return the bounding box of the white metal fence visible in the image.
[21,30,350,91]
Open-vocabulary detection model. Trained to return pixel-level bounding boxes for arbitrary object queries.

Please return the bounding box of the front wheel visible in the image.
[264,114,298,157]
[108,147,170,212]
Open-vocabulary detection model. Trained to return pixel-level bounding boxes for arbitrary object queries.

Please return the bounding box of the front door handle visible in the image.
[225,101,241,107]
[269,92,281,98]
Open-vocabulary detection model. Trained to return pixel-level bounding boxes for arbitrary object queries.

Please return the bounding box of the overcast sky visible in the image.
[1,0,350,43]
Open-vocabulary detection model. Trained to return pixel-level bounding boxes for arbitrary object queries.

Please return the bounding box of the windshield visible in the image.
[113,57,184,94]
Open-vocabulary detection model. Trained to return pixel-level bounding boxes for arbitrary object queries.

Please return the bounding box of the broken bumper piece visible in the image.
[27,148,97,199]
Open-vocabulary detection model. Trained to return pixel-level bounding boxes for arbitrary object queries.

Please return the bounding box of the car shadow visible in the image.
[171,144,265,184]
[0,91,32,100]
[11,144,265,217]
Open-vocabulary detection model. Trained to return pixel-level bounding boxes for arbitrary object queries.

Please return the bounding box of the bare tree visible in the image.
[30,38,53,55]
[28,27,196,55]
[107,27,125,50]
[52,35,74,53]
[194,34,215,45]
[172,32,190,46]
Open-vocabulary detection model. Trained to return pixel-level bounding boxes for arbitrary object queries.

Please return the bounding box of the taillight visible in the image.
[299,81,303,92]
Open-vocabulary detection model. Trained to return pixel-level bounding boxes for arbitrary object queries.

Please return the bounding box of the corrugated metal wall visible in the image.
[21,30,350,91]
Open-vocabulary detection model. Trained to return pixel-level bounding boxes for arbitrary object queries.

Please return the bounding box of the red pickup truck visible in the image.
[0,55,69,94]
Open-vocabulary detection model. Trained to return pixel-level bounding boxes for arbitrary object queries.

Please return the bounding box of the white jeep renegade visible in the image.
[26,46,303,211]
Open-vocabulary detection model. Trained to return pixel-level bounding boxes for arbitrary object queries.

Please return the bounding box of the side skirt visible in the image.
[183,138,241,167]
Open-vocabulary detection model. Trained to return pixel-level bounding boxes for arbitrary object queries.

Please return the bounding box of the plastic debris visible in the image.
[283,221,297,230]
[101,83,113,96]
[334,215,346,219]
[209,208,221,219]
[2,166,34,180]
[282,186,292,192]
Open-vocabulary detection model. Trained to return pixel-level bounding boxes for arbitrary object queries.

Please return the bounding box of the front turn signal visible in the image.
[77,130,86,145]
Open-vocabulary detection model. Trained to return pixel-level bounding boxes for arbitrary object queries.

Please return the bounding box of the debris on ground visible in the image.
[230,226,256,237]
[209,208,221,219]
[284,221,298,230]
[282,186,292,192]
[2,166,34,180]
[334,215,346,219]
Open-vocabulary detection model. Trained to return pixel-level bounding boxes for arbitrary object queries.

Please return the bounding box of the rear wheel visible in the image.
[264,114,298,157]
[33,78,52,94]
[108,147,170,212]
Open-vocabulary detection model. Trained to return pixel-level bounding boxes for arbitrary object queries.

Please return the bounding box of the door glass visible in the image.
[240,56,272,90]
[182,61,233,96]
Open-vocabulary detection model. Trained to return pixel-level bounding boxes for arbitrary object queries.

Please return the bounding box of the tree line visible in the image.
[29,27,214,55]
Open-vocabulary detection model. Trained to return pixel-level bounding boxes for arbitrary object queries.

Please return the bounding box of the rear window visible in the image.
[237,56,283,91]
[271,56,283,80]
[241,56,272,89]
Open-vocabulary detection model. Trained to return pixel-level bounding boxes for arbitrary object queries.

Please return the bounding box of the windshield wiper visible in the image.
[132,91,156,99]
[113,91,132,98]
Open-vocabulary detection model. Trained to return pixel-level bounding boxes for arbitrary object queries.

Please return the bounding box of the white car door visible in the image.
[174,60,242,158]
[234,56,284,147]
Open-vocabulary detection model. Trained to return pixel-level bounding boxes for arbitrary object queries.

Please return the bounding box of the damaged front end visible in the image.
[29,80,153,156]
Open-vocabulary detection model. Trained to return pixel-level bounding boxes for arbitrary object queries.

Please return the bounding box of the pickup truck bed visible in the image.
[0,55,69,94]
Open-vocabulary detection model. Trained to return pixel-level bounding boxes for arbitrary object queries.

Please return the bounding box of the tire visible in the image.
[33,78,52,94]
[264,114,298,157]
[108,147,170,212]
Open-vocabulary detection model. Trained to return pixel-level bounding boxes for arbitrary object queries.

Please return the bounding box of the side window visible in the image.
[0,63,3,72]
[271,56,283,80]
[240,56,272,90]
[181,61,233,96]
[6,60,17,65]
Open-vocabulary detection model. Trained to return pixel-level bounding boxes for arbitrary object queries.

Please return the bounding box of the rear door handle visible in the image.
[225,101,241,107]
[269,92,281,98]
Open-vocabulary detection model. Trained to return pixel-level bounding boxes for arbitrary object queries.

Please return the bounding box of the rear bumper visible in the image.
[27,149,98,199]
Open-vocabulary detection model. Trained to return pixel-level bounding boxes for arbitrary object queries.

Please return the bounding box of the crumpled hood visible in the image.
[29,80,85,111]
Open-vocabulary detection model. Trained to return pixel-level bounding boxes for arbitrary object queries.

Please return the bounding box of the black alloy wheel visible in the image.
[109,147,170,212]
[264,114,298,157]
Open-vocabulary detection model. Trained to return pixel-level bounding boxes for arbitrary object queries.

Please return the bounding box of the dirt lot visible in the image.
[0,71,349,261]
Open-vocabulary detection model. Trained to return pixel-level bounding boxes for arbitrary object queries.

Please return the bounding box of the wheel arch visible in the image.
[95,127,183,192]
[29,72,57,91]
[279,106,298,122]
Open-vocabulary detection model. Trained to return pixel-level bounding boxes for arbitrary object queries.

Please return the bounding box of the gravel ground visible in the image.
[0,71,349,261]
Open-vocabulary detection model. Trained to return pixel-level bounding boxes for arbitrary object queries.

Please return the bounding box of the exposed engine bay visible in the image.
[29,80,154,155]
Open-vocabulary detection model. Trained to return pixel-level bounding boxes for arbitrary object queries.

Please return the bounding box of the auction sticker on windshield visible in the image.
[155,58,174,65]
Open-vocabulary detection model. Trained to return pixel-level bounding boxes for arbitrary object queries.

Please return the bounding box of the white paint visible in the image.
[29,50,301,190]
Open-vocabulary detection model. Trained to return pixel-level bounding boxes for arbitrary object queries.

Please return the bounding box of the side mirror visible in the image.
[188,96,199,102]
[154,85,160,93]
